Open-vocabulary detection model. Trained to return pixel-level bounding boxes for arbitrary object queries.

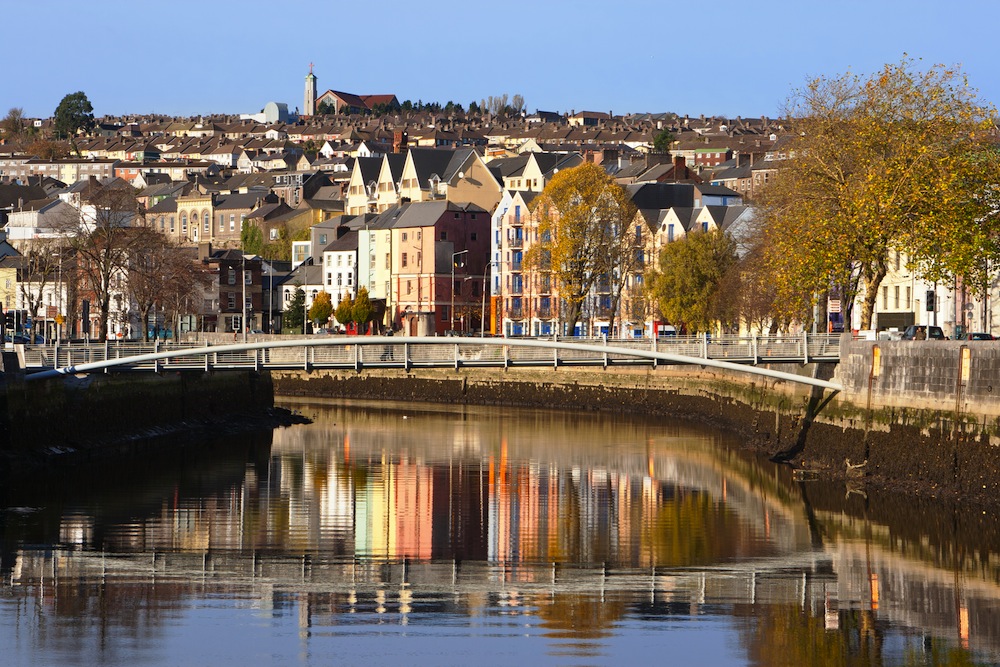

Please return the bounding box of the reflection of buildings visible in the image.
[7,401,1000,663]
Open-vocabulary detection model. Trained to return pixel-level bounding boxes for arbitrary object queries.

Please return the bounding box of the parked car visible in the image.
[958,332,996,341]
[900,325,945,340]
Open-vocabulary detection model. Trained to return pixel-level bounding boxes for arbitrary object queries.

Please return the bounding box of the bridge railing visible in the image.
[19,333,842,372]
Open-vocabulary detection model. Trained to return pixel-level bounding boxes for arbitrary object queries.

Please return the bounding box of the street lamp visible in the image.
[481,259,496,336]
[451,249,468,333]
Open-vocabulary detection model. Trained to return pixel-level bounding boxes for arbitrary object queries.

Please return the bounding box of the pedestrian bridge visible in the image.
[22,333,843,390]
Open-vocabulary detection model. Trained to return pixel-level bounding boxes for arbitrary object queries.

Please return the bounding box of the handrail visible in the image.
[24,335,843,391]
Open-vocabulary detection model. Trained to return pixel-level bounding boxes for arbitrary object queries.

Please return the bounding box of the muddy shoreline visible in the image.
[271,365,1000,509]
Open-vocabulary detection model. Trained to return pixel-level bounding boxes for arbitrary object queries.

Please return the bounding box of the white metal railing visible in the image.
[21,334,843,390]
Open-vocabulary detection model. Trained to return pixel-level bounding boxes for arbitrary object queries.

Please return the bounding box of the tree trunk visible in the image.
[859,263,887,330]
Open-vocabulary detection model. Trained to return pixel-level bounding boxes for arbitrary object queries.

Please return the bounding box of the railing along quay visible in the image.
[20,334,842,385]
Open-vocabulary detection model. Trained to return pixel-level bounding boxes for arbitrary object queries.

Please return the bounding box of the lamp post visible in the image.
[451,249,468,333]
[481,260,496,336]
[241,254,248,342]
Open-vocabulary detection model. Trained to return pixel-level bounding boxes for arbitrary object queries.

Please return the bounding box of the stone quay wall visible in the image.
[0,367,274,478]
[272,337,1000,505]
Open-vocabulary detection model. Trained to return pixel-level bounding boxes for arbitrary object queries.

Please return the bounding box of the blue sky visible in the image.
[2,0,998,120]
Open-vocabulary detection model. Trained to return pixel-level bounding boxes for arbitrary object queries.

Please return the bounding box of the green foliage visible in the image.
[652,128,673,153]
[309,290,333,325]
[283,287,305,333]
[650,229,738,333]
[240,221,264,256]
[352,286,373,333]
[53,91,95,140]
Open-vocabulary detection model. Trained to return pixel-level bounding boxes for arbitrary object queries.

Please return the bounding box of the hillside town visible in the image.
[0,66,996,342]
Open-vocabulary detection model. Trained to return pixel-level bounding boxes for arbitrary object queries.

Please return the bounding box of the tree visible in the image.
[127,237,211,341]
[16,240,63,329]
[283,286,305,333]
[240,220,264,256]
[53,91,95,141]
[652,128,673,154]
[755,59,1000,328]
[334,293,354,330]
[649,229,739,333]
[309,290,333,327]
[63,180,144,340]
[352,286,373,334]
[524,162,637,334]
[1,108,30,150]
[26,138,70,160]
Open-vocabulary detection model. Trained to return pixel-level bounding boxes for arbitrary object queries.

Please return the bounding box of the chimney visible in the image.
[198,242,212,260]
[673,155,685,179]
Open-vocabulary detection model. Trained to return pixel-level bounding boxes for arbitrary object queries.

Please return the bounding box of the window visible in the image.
[471,232,478,241]
[244,270,251,285]
[402,253,408,268]
[701,221,708,232]
[454,213,460,219]
[402,232,408,242]
[894,285,900,309]
[406,280,412,294]
[385,253,390,269]
[230,214,236,231]
[667,224,674,242]
[370,255,376,269]
[906,286,912,309]
[169,216,175,232]
[440,231,447,241]
[416,230,421,240]
[269,228,278,240]
[319,234,327,244]
[219,214,224,232]
[895,251,901,271]
[441,305,450,321]
[514,205,520,223]
[228,267,236,285]
[204,212,209,234]
[227,293,236,309]
[181,213,188,234]
[347,255,353,266]
[882,286,889,309]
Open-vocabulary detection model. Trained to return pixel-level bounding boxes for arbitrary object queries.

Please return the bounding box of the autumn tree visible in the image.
[649,228,739,333]
[756,59,1000,328]
[525,162,637,334]
[334,293,354,330]
[309,290,333,327]
[352,286,373,334]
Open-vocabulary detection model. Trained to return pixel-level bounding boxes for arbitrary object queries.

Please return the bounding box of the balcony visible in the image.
[508,307,524,320]
[537,307,553,319]
[507,236,523,249]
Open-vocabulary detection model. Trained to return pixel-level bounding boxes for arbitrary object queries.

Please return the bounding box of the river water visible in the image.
[0,397,998,666]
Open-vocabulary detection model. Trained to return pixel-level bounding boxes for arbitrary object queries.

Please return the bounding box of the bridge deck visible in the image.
[20,334,843,390]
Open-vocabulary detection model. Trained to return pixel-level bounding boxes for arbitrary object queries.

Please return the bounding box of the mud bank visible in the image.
[272,358,1000,506]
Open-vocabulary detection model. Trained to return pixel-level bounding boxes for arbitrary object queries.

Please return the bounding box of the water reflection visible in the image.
[0,398,997,666]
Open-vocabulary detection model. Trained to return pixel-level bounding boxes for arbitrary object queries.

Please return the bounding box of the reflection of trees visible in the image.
[535,592,626,639]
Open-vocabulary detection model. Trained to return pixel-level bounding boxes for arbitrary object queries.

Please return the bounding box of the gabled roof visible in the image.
[407,148,457,188]
[627,182,696,210]
[322,229,358,253]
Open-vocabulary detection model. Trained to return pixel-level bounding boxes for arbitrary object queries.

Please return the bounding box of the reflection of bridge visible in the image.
[24,334,843,389]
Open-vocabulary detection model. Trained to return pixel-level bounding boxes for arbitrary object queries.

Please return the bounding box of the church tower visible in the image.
[304,63,317,116]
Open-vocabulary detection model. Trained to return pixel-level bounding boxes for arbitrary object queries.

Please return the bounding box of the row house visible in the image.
[390,201,490,335]
[113,160,215,183]
[1,159,118,185]
[322,229,358,306]
[197,245,262,333]
[490,180,748,337]
[485,152,583,194]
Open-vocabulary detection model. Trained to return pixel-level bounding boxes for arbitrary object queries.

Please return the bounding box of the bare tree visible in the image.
[128,237,212,341]
[62,180,145,339]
